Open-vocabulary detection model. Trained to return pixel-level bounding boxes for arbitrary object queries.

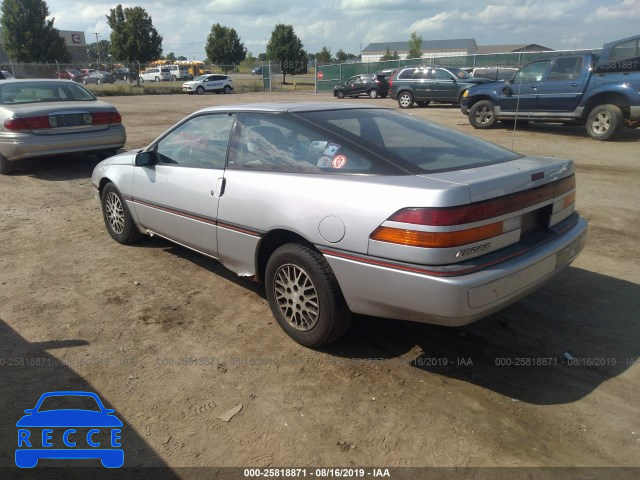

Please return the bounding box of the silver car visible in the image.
[0,79,126,174]
[92,103,587,347]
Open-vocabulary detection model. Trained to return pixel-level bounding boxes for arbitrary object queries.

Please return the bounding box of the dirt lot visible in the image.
[1,92,639,476]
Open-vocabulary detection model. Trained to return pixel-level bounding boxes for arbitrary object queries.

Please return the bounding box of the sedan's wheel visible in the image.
[155,76,160,82]
[468,100,497,129]
[368,89,378,99]
[101,183,144,245]
[196,85,205,95]
[336,90,345,99]
[82,78,88,85]
[97,78,102,85]
[0,154,14,175]
[397,91,414,109]
[223,85,232,94]
[265,243,351,347]
[586,104,624,141]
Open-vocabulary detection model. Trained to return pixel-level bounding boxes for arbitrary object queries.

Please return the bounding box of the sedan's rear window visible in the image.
[297,109,521,173]
[0,81,95,104]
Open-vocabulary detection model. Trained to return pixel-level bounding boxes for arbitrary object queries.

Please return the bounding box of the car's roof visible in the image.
[195,102,391,114]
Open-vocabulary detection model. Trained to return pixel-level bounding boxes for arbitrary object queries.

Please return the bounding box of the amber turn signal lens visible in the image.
[371,222,504,248]
[562,191,576,209]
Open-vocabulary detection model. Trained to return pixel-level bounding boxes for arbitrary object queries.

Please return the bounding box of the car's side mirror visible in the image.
[135,150,156,167]
[508,76,515,84]
[24,409,34,414]
[105,409,115,414]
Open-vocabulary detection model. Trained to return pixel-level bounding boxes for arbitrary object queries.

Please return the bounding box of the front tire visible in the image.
[265,243,351,348]
[368,89,378,99]
[468,100,497,129]
[586,104,623,141]
[101,183,144,245]
[397,91,414,109]
[196,85,205,95]
[336,90,345,99]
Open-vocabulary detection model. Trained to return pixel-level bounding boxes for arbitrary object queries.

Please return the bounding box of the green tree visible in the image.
[106,4,162,62]
[266,24,305,84]
[257,52,268,62]
[380,47,394,61]
[407,31,423,59]
[164,52,176,61]
[0,0,70,62]
[177,55,187,61]
[87,40,111,65]
[205,23,247,72]
[316,46,331,64]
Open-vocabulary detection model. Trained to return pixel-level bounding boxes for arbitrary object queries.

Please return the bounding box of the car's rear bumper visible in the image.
[0,125,126,161]
[322,217,587,326]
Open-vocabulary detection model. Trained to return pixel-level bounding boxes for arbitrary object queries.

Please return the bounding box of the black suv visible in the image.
[333,73,389,99]
[389,66,490,108]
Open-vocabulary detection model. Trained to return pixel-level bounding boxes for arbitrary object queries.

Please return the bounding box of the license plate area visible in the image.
[555,233,586,267]
[49,112,92,128]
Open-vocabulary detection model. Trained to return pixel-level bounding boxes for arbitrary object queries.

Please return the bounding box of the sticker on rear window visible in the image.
[331,155,347,169]
[323,143,340,156]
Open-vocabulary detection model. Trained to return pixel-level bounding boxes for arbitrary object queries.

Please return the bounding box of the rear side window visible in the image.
[548,56,583,81]
[398,69,416,79]
[227,112,401,175]
[298,109,521,173]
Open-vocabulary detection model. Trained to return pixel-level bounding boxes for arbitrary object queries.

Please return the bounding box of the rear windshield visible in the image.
[296,109,521,174]
[0,81,95,104]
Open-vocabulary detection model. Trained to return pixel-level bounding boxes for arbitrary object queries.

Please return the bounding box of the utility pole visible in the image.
[93,32,101,68]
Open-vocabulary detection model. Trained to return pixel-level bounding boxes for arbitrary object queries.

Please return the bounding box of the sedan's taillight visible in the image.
[4,116,50,131]
[91,111,121,125]
[371,175,576,249]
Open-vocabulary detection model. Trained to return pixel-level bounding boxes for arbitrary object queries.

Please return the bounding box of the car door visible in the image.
[206,75,224,92]
[131,112,236,257]
[343,76,360,96]
[535,56,587,111]
[431,68,458,101]
[500,59,550,111]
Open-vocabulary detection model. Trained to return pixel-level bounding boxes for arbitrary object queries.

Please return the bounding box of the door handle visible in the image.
[570,82,578,87]
[212,177,226,198]
[530,84,538,89]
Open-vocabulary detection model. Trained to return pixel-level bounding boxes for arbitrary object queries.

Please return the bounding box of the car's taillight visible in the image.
[371,175,576,249]
[388,79,393,88]
[92,111,121,125]
[4,116,50,131]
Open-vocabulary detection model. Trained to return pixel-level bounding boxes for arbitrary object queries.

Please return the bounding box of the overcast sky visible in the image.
[46,0,640,59]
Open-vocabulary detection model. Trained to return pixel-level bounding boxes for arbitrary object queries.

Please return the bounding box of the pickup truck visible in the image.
[461,34,640,140]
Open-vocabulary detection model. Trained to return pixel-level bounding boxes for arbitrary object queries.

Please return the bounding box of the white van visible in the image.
[166,65,192,81]
[140,67,171,82]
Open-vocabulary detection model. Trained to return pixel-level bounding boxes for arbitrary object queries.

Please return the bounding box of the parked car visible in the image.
[80,68,95,76]
[461,34,640,140]
[251,66,263,75]
[82,71,116,85]
[0,70,15,80]
[55,68,84,82]
[389,65,491,108]
[333,74,389,99]
[181,74,233,95]
[166,64,192,81]
[111,67,133,80]
[471,66,519,81]
[140,67,171,82]
[0,79,125,174]
[92,103,586,347]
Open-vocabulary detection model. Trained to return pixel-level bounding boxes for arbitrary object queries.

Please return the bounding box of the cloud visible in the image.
[585,0,640,23]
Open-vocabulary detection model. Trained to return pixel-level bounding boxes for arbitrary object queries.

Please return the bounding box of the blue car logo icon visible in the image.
[16,391,124,468]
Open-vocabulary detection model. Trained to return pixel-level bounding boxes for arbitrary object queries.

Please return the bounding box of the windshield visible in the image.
[0,81,96,104]
[38,395,101,412]
[297,109,521,174]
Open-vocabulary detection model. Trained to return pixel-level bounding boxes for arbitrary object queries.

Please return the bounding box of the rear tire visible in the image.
[101,183,144,245]
[0,154,14,175]
[468,100,497,129]
[155,76,160,82]
[586,104,623,141]
[223,85,232,94]
[368,89,378,99]
[397,91,414,109]
[265,243,351,348]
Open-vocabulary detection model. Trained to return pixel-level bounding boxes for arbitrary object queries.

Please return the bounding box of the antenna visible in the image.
[511,0,531,150]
